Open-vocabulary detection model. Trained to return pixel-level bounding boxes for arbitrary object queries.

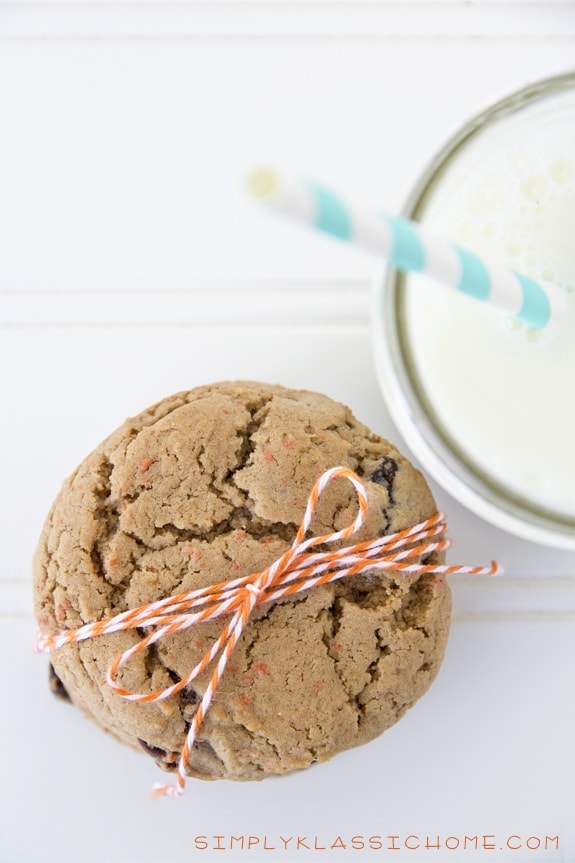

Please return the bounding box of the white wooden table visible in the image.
[2,3,574,861]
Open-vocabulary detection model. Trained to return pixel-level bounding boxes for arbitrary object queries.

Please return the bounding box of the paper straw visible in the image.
[249,169,563,329]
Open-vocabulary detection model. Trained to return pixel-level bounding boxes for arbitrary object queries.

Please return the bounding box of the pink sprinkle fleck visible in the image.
[253,662,270,677]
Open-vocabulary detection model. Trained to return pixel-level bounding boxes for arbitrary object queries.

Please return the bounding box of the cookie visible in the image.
[34,381,451,782]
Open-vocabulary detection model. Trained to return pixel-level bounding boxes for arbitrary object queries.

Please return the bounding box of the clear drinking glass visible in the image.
[372,71,575,549]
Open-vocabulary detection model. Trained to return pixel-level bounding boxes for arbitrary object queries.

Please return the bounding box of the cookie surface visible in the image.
[34,381,451,781]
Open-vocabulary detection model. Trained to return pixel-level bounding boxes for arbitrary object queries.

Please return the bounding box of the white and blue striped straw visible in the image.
[249,169,562,329]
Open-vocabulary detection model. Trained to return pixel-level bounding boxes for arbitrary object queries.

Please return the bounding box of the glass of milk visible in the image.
[372,71,575,549]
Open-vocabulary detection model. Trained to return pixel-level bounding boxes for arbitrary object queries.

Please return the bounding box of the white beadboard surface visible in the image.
[1,3,574,862]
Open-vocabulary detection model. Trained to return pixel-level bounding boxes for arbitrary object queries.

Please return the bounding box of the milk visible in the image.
[401,108,575,523]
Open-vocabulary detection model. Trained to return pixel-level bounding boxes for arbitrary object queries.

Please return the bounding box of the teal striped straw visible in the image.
[249,169,560,329]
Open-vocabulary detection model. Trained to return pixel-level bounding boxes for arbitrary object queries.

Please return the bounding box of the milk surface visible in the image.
[403,95,575,521]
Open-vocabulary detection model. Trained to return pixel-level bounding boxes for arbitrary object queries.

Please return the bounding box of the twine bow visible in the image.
[37,466,500,797]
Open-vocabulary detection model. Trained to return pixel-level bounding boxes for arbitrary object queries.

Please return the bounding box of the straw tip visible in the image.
[247,168,280,201]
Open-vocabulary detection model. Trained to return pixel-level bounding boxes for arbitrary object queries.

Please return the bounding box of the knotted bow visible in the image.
[37,466,499,797]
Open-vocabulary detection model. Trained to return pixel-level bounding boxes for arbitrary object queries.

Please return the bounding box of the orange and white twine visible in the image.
[36,466,500,798]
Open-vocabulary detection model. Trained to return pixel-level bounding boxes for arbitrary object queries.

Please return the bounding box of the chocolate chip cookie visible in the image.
[34,381,451,781]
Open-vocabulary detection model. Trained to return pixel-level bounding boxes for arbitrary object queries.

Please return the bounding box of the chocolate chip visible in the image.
[49,663,71,702]
[137,739,180,772]
[370,457,398,502]
[166,667,198,705]
[137,739,168,761]
[181,687,199,705]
